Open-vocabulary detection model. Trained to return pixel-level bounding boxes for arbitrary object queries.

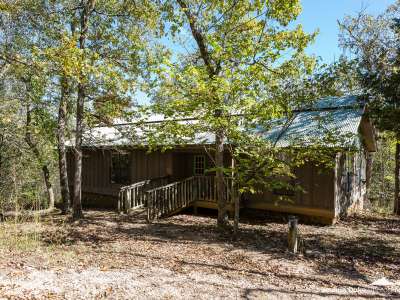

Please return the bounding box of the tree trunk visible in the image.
[72,0,96,220]
[42,165,55,209]
[176,0,229,228]
[394,137,400,215]
[365,151,373,190]
[25,107,55,210]
[216,129,228,228]
[58,76,70,214]
[0,135,3,178]
[232,157,239,237]
[72,79,85,219]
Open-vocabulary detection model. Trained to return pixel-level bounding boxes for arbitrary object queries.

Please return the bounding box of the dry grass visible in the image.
[0,209,399,299]
[0,216,42,252]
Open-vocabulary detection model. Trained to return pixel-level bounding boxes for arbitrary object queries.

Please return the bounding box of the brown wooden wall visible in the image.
[244,161,336,218]
[171,149,219,180]
[67,147,341,220]
[67,148,172,198]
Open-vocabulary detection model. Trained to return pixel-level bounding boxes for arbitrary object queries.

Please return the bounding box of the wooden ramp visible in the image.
[118,176,169,213]
[119,176,234,222]
[146,176,198,221]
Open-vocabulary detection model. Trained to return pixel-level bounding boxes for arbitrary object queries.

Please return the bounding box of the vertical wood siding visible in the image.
[245,161,335,211]
[67,148,172,197]
[67,147,342,218]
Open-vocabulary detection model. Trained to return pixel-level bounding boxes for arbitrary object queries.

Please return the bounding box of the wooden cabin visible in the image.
[67,96,377,224]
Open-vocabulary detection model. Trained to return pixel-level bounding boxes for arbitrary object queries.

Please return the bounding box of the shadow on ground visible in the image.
[38,209,400,298]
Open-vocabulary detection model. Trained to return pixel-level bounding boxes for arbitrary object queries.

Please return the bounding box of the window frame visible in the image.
[193,155,206,176]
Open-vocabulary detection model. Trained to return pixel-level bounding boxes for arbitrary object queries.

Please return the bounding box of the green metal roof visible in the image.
[260,95,365,148]
[73,95,369,150]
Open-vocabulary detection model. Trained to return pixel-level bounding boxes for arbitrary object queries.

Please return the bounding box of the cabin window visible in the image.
[111,152,130,184]
[194,155,206,175]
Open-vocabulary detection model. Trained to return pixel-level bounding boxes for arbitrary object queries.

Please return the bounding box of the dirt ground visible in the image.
[0,209,399,299]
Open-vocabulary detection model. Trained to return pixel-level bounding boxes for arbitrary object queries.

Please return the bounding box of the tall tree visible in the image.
[72,0,97,220]
[339,2,400,214]
[0,4,58,211]
[58,75,72,214]
[68,0,159,219]
[1,1,160,218]
[1,1,75,212]
[150,0,316,229]
[25,99,56,210]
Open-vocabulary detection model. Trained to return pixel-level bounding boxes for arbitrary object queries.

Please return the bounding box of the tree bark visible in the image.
[25,107,55,210]
[176,0,229,229]
[72,0,96,220]
[394,137,400,215]
[58,76,71,214]
[216,128,228,228]
[232,157,239,237]
[176,0,215,75]
[0,134,3,179]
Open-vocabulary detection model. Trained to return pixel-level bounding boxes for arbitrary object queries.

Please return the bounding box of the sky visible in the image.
[298,0,397,63]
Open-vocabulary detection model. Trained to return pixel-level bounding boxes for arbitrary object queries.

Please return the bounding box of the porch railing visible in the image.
[194,175,233,203]
[146,176,195,221]
[118,176,169,213]
[146,176,234,222]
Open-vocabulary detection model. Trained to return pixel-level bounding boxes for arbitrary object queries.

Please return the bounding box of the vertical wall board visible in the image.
[159,152,165,178]
[137,150,146,181]
[130,150,137,183]
[98,150,105,189]
[311,164,335,210]
[151,152,157,178]
[246,159,335,212]
[136,150,142,180]
[294,166,306,205]
[172,152,186,179]
[90,151,95,187]
[152,152,160,178]
[147,152,153,178]
[303,163,313,206]
[145,151,151,179]
[166,151,173,176]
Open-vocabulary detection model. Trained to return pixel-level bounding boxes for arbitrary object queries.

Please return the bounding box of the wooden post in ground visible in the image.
[146,192,152,223]
[288,216,298,254]
[125,190,131,214]
[117,191,123,214]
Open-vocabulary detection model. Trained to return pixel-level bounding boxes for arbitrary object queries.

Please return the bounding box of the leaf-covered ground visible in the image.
[0,210,399,299]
